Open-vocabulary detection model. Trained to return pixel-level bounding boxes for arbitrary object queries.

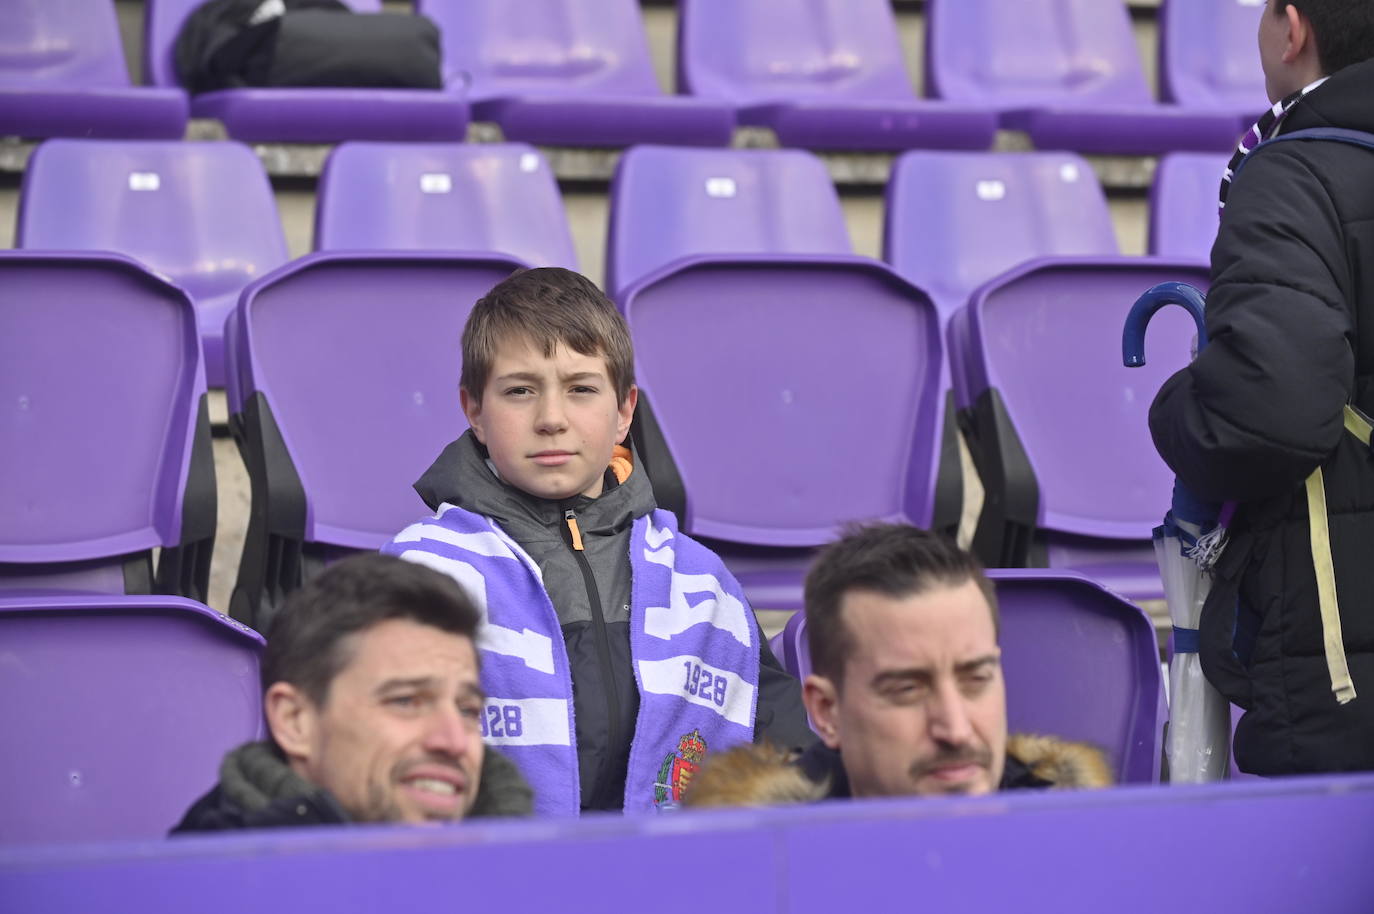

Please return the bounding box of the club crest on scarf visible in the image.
[655,729,708,807]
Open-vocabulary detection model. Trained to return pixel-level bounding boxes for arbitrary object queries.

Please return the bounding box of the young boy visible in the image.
[383,267,811,815]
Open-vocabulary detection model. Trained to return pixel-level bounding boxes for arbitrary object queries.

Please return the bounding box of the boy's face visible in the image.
[462,336,636,501]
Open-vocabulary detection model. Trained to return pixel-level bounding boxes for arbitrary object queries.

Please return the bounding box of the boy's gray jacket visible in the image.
[407,430,813,812]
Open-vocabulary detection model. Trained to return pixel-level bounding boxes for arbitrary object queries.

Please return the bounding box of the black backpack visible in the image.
[174,0,443,94]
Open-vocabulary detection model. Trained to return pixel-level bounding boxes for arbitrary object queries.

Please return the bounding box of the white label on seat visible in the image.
[1059,163,1080,182]
[1237,0,1263,6]
[705,177,737,198]
[519,153,540,173]
[975,179,1006,201]
[128,172,160,191]
[420,173,452,194]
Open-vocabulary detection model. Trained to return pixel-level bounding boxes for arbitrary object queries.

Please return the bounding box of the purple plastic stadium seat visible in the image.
[775,569,1163,784]
[679,0,996,151]
[315,143,577,269]
[18,140,289,388]
[0,252,216,601]
[1149,153,1228,260]
[606,146,851,297]
[884,151,1118,330]
[948,258,1212,601]
[0,0,187,139]
[143,0,467,142]
[1159,0,1269,128]
[417,0,733,147]
[622,254,958,610]
[926,0,1243,154]
[224,251,527,629]
[0,594,263,845]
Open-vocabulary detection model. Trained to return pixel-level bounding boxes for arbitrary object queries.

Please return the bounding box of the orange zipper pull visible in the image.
[564,509,585,551]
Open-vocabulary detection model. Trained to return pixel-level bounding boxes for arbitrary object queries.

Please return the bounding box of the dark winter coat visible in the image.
[684,734,1114,808]
[1149,58,1374,774]
[170,741,533,833]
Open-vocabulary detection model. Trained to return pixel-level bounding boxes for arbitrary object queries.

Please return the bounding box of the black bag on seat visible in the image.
[175,0,443,94]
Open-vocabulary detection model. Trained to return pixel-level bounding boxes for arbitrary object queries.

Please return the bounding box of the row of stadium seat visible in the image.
[4,0,1265,153]
[0,570,1160,844]
[12,139,1227,386]
[0,231,1202,627]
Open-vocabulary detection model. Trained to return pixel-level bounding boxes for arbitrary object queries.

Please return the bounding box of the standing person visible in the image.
[1149,1,1374,774]
[383,267,812,815]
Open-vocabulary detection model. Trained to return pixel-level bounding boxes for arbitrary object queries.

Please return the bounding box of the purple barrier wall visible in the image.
[5,775,1374,913]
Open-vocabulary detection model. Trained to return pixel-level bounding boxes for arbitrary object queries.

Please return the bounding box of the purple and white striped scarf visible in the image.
[1219,76,1329,212]
[385,505,759,816]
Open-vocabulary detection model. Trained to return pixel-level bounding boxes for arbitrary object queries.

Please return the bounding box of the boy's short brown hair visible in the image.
[460,268,636,406]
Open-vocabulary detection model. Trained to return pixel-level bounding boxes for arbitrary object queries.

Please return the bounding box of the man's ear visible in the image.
[803,673,842,750]
[264,682,318,768]
[1283,2,1310,64]
[460,387,486,445]
[616,384,638,445]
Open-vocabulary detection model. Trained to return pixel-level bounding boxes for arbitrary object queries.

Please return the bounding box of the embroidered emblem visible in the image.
[654,729,707,807]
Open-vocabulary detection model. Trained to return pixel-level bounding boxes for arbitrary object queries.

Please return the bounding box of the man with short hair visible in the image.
[1150,0,1374,774]
[686,525,1110,807]
[173,554,532,832]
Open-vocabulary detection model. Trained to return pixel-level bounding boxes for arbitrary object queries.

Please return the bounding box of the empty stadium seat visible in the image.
[606,146,851,297]
[143,0,468,142]
[224,251,527,631]
[0,251,215,602]
[417,0,734,147]
[18,139,290,388]
[1149,153,1228,260]
[1159,0,1269,126]
[926,0,1243,154]
[314,142,578,269]
[773,569,1165,784]
[948,259,1211,601]
[0,593,263,844]
[0,0,187,139]
[883,151,1118,329]
[623,255,959,610]
[678,0,997,151]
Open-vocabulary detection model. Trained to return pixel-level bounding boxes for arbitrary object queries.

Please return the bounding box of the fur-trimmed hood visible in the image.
[172,741,533,833]
[684,733,1113,809]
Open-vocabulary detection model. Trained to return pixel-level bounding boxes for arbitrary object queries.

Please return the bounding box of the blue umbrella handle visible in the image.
[1123,282,1208,367]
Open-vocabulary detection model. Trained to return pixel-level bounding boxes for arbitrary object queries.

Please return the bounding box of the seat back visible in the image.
[315,142,577,269]
[608,146,850,296]
[958,259,1208,544]
[236,252,529,552]
[779,569,1162,784]
[417,0,661,99]
[678,0,915,103]
[1149,153,1228,259]
[884,151,1117,323]
[623,255,943,547]
[0,252,214,599]
[144,0,381,88]
[1159,0,1269,111]
[19,140,288,308]
[0,595,264,844]
[926,0,1152,107]
[0,0,132,88]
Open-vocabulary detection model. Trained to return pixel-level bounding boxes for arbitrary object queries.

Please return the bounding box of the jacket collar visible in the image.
[413,429,657,541]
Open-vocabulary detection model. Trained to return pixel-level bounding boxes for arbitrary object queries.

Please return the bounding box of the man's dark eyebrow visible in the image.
[955,655,1001,674]
[374,676,437,696]
[870,667,933,688]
